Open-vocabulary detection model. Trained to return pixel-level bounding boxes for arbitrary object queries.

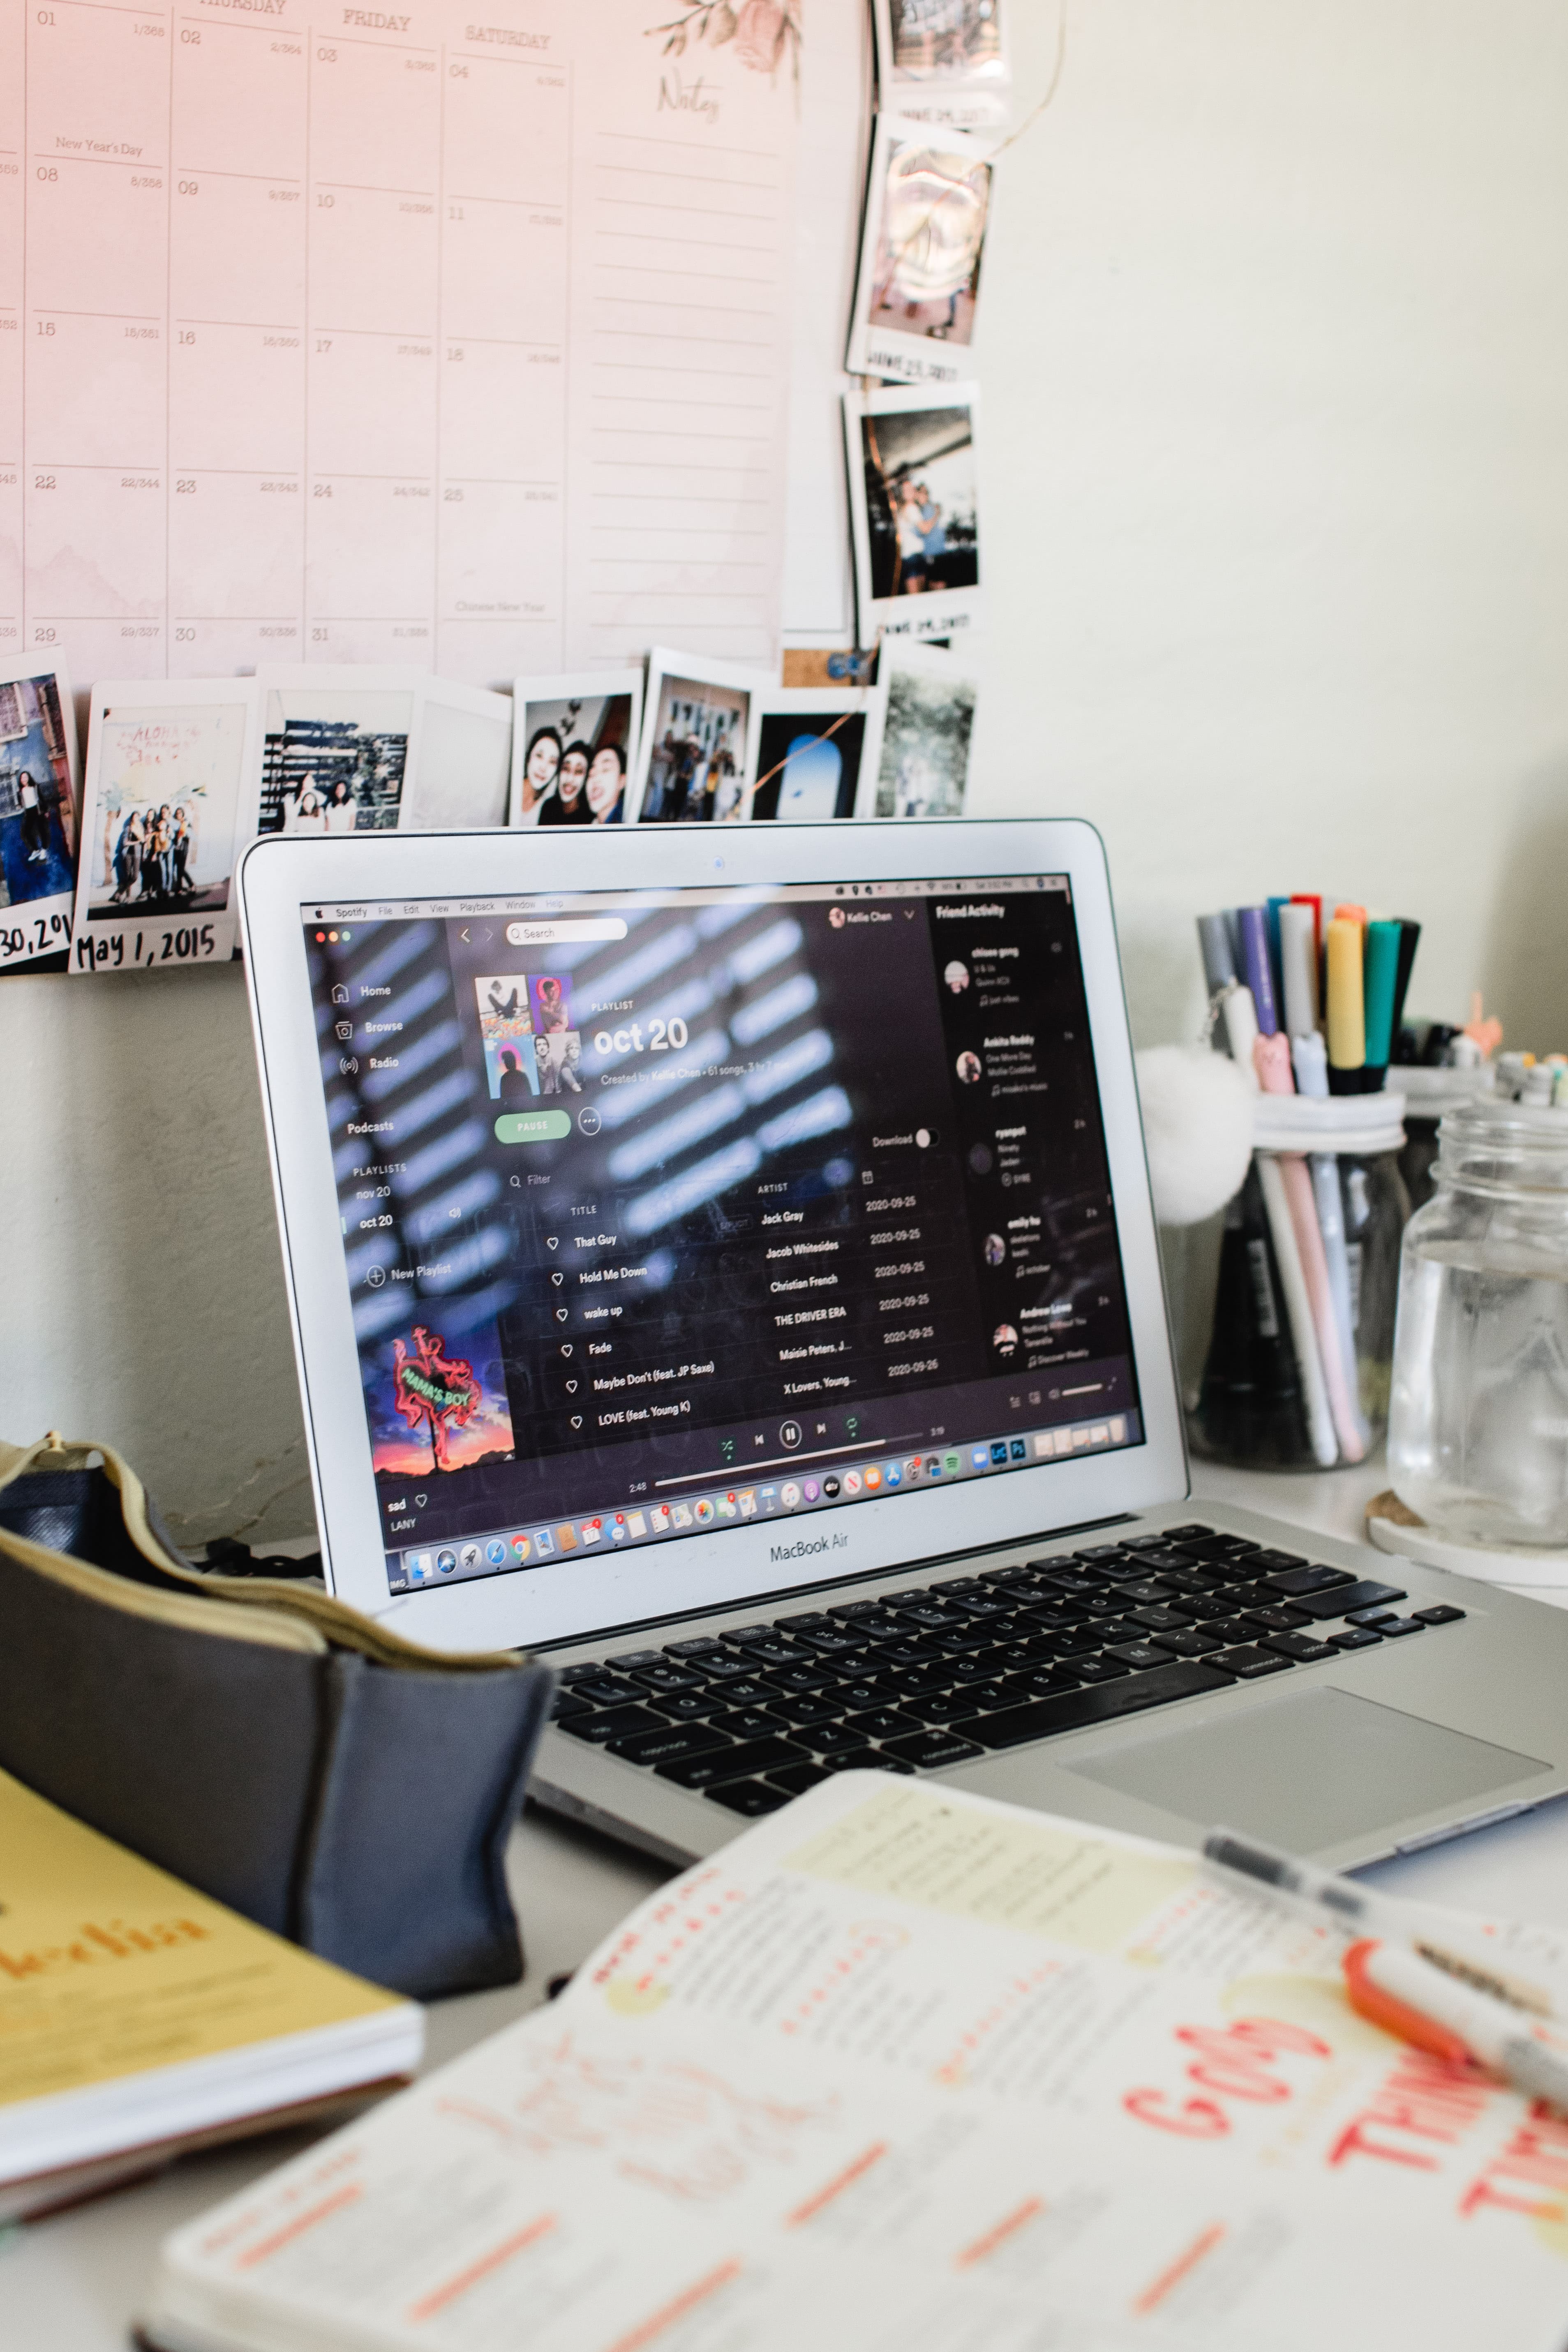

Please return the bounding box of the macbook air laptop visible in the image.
[239,817,1568,1871]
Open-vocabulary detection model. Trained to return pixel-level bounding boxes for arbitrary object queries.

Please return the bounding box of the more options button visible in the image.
[494,1109,573,1145]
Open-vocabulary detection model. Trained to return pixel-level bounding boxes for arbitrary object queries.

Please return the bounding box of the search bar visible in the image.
[505,917,628,945]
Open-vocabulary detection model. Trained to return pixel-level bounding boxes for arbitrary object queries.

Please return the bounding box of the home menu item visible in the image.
[0,1766,421,2225]
[2,0,800,688]
[146,1773,1568,2352]
[70,676,264,970]
[0,657,80,973]
[304,872,1140,1596]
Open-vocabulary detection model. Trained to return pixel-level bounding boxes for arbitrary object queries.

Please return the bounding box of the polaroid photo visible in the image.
[871,0,1011,127]
[70,678,265,973]
[0,657,81,976]
[847,114,999,385]
[845,382,984,644]
[256,666,423,837]
[749,689,881,822]
[510,670,643,829]
[402,680,513,830]
[855,639,978,819]
[630,650,770,825]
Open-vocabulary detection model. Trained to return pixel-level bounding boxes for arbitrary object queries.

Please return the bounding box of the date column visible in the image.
[166,10,307,677]
[24,0,173,680]
[303,28,440,665]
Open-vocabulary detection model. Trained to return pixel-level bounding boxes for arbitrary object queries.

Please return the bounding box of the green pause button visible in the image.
[494,1109,573,1144]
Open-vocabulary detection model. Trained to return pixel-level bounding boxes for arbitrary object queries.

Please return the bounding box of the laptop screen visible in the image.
[301,874,1144,1601]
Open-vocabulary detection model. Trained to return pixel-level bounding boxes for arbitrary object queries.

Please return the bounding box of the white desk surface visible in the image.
[13,1463,1568,2346]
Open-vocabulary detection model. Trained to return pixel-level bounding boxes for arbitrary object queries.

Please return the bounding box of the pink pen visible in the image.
[1253,1033,1365,1462]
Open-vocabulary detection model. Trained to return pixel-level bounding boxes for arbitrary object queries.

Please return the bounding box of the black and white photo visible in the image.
[856,640,979,819]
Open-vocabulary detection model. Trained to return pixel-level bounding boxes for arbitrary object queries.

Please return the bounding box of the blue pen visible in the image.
[1238,906,1279,1036]
[1266,897,1290,1027]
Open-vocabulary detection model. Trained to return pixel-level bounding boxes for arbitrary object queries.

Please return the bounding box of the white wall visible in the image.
[5,0,1567,1543]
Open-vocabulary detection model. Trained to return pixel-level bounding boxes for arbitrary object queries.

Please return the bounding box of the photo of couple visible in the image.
[512,685,635,827]
[860,402,980,601]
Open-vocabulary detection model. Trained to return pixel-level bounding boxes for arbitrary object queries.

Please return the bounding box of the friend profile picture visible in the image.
[779,1418,802,1449]
[436,1549,457,1574]
[944,959,970,994]
[992,1323,1021,1357]
[956,1049,983,1085]
[968,1141,994,1176]
[365,1264,386,1289]
[828,905,845,928]
[577,1105,602,1136]
[781,1481,802,1508]
[984,1231,1006,1267]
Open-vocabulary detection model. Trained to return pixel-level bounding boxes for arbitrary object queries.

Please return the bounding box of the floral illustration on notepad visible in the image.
[647,0,801,81]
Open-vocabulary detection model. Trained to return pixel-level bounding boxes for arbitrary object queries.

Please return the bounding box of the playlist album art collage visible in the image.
[2,0,1009,983]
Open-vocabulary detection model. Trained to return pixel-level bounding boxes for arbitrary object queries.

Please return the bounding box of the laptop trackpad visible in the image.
[1065,1687,1551,1851]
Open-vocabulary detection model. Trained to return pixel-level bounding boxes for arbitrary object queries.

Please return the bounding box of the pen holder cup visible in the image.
[1181,1093,1410,1472]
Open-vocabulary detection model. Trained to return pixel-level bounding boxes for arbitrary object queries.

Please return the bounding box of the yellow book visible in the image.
[0,1767,423,2220]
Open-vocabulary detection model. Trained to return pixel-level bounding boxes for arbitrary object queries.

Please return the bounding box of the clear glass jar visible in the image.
[1389,1102,1568,1547]
[1185,1096,1410,1471]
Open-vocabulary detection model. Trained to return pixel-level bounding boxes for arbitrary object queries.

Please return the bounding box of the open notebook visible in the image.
[146,1774,1568,2352]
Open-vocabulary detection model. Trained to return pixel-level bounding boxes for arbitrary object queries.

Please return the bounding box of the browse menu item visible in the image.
[147,1772,1568,2352]
[2,0,801,688]
[0,1765,420,2226]
[70,677,264,973]
[0,657,80,975]
[301,873,1139,1596]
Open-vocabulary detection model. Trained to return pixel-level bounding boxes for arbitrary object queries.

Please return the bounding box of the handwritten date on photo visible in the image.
[76,923,221,972]
[0,909,70,968]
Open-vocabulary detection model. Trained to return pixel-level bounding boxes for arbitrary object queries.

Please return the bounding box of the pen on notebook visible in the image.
[1344,1940,1568,2111]
[1201,1827,1557,2018]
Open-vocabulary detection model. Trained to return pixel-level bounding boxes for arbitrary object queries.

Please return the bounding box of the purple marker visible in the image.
[1238,906,1279,1036]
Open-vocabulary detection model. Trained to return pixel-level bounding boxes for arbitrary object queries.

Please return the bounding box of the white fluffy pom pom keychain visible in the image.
[1134,1046,1253,1227]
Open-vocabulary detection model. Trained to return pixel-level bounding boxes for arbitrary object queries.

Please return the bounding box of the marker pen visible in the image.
[1254,1033,1363,1462]
[1325,918,1365,1094]
[1278,901,1320,1038]
[1362,919,1401,1081]
[1238,906,1279,1036]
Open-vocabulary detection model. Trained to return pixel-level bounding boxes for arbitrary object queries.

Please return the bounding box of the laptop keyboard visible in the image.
[550,1525,1466,1818]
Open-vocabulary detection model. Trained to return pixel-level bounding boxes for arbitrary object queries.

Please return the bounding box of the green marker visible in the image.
[1362,919,1402,1077]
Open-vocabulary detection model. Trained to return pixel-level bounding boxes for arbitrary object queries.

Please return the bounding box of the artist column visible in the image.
[166,7,307,677]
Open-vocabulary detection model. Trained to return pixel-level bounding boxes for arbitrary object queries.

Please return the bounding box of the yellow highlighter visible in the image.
[1325,917,1365,1091]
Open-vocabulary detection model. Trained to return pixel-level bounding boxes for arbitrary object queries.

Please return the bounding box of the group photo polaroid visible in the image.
[630,650,767,824]
[0,658,81,975]
[748,689,880,821]
[856,640,979,819]
[70,677,264,972]
[871,0,1012,127]
[845,382,984,643]
[400,681,514,831]
[510,671,643,828]
[846,114,998,384]
[256,667,420,836]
